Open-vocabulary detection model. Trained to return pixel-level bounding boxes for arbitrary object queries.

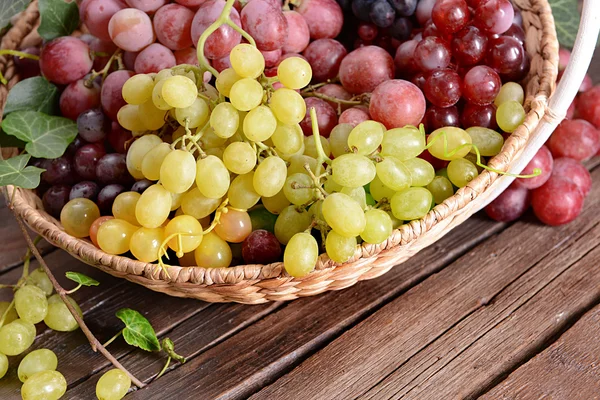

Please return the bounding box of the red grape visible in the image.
[108,8,155,52]
[125,0,167,13]
[43,185,72,219]
[241,0,287,51]
[369,79,426,129]
[394,39,419,77]
[460,103,498,130]
[69,181,100,201]
[566,101,575,120]
[282,10,310,53]
[424,106,460,131]
[97,184,127,214]
[474,0,514,34]
[552,157,592,197]
[174,47,200,66]
[80,0,126,42]
[413,36,451,72]
[339,106,370,127]
[108,122,132,154]
[516,145,553,189]
[415,0,436,25]
[300,97,338,138]
[577,86,600,128]
[96,153,132,185]
[77,109,110,143]
[316,84,353,111]
[485,182,530,222]
[87,37,119,72]
[13,47,41,79]
[134,43,176,74]
[424,69,462,108]
[242,230,282,264]
[419,150,449,170]
[296,0,343,39]
[261,48,282,68]
[211,54,231,72]
[531,176,584,226]
[101,70,135,121]
[303,39,347,83]
[40,37,93,85]
[339,46,394,94]
[65,136,86,157]
[191,0,242,59]
[547,119,600,161]
[486,36,525,76]
[451,25,488,66]
[74,143,107,180]
[59,78,101,121]
[358,22,378,41]
[174,0,205,6]
[41,156,76,186]
[462,65,501,105]
[500,52,530,82]
[153,3,194,50]
[432,0,470,35]
[503,24,525,45]
[123,51,138,70]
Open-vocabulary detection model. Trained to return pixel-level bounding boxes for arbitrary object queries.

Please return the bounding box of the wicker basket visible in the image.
[1,0,589,304]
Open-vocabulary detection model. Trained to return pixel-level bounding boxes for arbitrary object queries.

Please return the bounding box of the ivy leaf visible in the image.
[0,154,44,189]
[4,77,61,116]
[1,111,77,159]
[0,0,29,31]
[549,0,580,48]
[116,308,161,352]
[65,272,100,287]
[38,0,80,41]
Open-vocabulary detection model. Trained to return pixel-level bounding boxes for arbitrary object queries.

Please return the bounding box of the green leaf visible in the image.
[549,0,580,48]
[116,308,161,352]
[1,111,77,159]
[0,0,29,31]
[4,77,61,116]
[65,272,100,287]
[0,154,44,189]
[37,0,80,41]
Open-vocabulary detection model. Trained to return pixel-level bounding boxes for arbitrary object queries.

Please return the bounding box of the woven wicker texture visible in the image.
[1,0,559,304]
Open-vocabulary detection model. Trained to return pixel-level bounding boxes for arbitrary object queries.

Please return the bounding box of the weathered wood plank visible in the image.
[126,214,506,400]
[251,169,600,400]
[482,305,600,400]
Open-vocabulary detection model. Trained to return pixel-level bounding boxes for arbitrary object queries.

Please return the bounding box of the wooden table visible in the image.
[1,54,600,400]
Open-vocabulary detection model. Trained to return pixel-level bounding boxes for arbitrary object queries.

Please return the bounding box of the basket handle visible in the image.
[476,0,600,211]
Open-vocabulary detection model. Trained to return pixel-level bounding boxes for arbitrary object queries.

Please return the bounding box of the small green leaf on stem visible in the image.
[116,308,161,352]
[161,338,186,364]
[3,77,60,116]
[65,272,100,287]
[38,0,80,41]
[0,0,29,31]
[549,0,580,48]
[0,155,44,189]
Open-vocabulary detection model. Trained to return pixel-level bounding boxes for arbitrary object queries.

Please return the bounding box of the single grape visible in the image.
[89,216,114,247]
[329,123,353,157]
[339,46,394,94]
[60,198,101,238]
[463,66,502,106]
[552,158,592,197]
[161,76,198,109]
[447,158,479,187]
[274,205,312,245]
[97,154,132,186]
[485,182,530,222]
[164,215,203,255]
[380,126,426,161]
[42,185,71,219]
[77,109,110,143]
[229,78,264,112]
[424,106,460,131]
[253,156,287,197]
[495,82,525,106]
[474,0,514,34]
[210,103,240,138]
[414,36,451,72]
[18,349,58,383]
[283,173,316,205]
[136,184,172,228]
[278,57,312,90]
[424,69,462,108]
[129,227,164,263]
[496,100,526,133]
[241,230,281,264]
[248,208,278,233]
[134,43,176,74]
[195,155,230,199]
[466,127,504,157]
[284,232,318,277]
[192,0,242,59]
[153,3,194,50]
[427,127,473,160]
[461,103,498,130]
[42,156,75,186]
[376,157,412,191]
[272,123,304,155]
[263,190,292,215]
[0,319,36,356]
[296,0,343,38]
[427,175,454,204]
[300,98,337,137]
[40,37,93,85]
[230,43,265,79]
[325,231,357,263]
[283,11,310,53]
[451,25,488,66]
[97,184,127,214]
[394,40,419,77]
[79,0,126,42]
[228,173,261,209]
[322,193,366,237]
[339,106,371,127]
[214,209,252,243]
[531,176,584,226]
[487,36,525,76]
[369,80,425,129]
[181,188,222,219]
[27,268,53,296]
[102,70,135,121]
[576,86,600,128]
[108,122,133,154]
[97,218,138,255]
[125,0,168,13]
[403,157,435,187]
[15,285,48,324]
[21,370,67,400]
[0,353,7,379]
[361,208,393,244]
[60,79,101,120]
[547,119,600,161]
[96,369,131,400]
[391,187,432,221]
[174,47,202,67]
[241,0,288,51]
[108,8,155,52]
[432,0,469,35]
[112,191,141,226]
[244,106,278,141]
[347,120,385,155]
[194,231,232,268]
[331,153,376,188]
[286,154,318,176]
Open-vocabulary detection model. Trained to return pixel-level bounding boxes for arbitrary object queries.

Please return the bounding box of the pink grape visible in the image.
[566,101,576,120]
[451,25,488,66]
[174,47,200,66]
[153,4,194,50]
[108,8,155,52]
[191,0,242,59]
[123,51,138,70]
[125,0,167,13]
[241,0,288,51]
[516,145,553,189]
[300,98,338,138]
[423,69,462,108]
[394,40,419,77]
[101,70,135,121]
[80,0,126,42]
[415,0,436,25]
[108,122,132,154]
[339,106,370,127]
[413,36,451,72]
[547,119,600,161]
[369,79,426,129]
[316,84,353,111]
[282,11,310,53]
[261,48,282,68]
[460,103,498,130]
[432,0,470,35]
[174,0,205,6]
[40,37,93,85]
[484,182,530,222]
[552,157,592,197]
[558,47,570,71]
[462,65,501,105]
[577,86,600,128]
[59,79,101,121]
[242,230,282,264]
[339,46,394,94]
[303,39,347,83]
[211,54,231,72]
[295,0,343,40]
[474,0,514,35]
[531,176,584,226]
[134,43,176,74]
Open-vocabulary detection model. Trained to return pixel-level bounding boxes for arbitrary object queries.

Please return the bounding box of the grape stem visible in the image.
[65,283,82,295]
[302,92,363,106]
[0,284,16,289]
[0,299,14,328]
[85,49,123,86]
[102,328,124,348]
[0,50,40,85]
[5,196,146,388]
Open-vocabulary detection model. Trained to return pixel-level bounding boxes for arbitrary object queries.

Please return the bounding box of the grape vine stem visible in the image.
[0,50,39,85]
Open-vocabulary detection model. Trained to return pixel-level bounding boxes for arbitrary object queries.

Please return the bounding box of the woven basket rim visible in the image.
[1,0,559,297]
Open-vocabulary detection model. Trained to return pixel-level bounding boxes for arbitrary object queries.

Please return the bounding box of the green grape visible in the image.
[112,192,141,226]
[0,319,35,355]
[204,146,224,159]
[117,104,146,132]
[287,154,318,176]
[253,156,287,197]
[181,188,222,219]
[198,127,228,149]
[274,205,312,245]
[122,74,154,105]
[249,207,278,232]
[21,370,67,400]
[129,227,164,262]
[97,219,138,255]
[272,123,303,155]
[322,193,366,237]
[427,127,472,161]
[303,135,331,159]
[244,105,277,141]
[161,75,198,109]
[361,209,393,244]
[96,369,131,400]
[15,285,48,324]
[230,43,265,79]
[269,88,306,125]
[229,78,263,111]
[494,81,524,106]
[277,57,312,89]
[18,349,58,382]
[176,98,210,128]
[194,231,232,268]
[391,187,433,221]
[170,191,184,211]
[262,190,291,215]
[138,100,167,131]
[45,294,81,332]
[152,79,173,111]
[195,155,230,199]
[331,153,376,188]
[369,175,396,202]
[403,157,435,187]
[126,134,163,179]
[0,301,18,324]
[323,177,343,194]
[155,69,174,82]
[164,216,203,255]
[210,103,239,138]
[283,173,315,205]
[60,198,100,238]
[308,200,323,221]
[0,352,7,379]
[340,186,367,210]
[375,157,412,191]
[278,141,305,161]
[325,231,357,263]
[347,120,385,155]
[215,68,241,98]
[427,176,454,204]
[140,142,170,181]
[447,158,479,188]
[463,152,484,173]
[436,167,450,180]
[283,232,318,277]
[496,100,526,133]
[160,150,197,194]
[27,269,53,296]
[228,173,261,209]
[329,123,353,158]
[466,127,504,156]
[388,211,403,229]
[135,184,172,228]
[380,126,426,161]
[222,142,257,174]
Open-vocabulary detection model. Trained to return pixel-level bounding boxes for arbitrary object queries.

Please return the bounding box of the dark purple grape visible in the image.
[77,108,110,143]
[503,24,525,45]
[487,36,525,76]
[460,103,498,130]
[107,122,132,154]
[500,52,530,82]
[41,156,75,185]
[389,17,412,41]
[369,0,395,28]
[388,0,417,16]
[69,181,100,201]
[424,106,460,131]
[14,47,41,79]
[65,136,87,157]
[131,179,153,194]
[96,153,131,185]
[97,184,126,214]
[74,143,106,180]
[242,230,282,264]
[43,185,71,218]
[352,0,376,21]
